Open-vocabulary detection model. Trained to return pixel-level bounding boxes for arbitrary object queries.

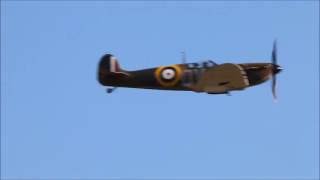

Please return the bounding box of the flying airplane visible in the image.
[97,41,283,100]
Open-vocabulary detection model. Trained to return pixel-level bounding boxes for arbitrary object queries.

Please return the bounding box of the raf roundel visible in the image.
[161,68,176,80]
[155,65,182,87]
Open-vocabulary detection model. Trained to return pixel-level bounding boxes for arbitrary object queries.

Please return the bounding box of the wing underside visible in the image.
[193,63,249,93]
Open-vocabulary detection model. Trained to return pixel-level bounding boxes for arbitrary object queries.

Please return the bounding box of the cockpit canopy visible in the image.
[185,60,218,69]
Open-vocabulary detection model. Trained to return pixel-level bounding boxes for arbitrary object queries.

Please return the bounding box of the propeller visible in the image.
[271,40,282,101]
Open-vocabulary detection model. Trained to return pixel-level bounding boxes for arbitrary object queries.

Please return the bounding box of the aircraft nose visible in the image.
[273,64,283,74]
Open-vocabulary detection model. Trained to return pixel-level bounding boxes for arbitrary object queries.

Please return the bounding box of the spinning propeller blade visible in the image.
[271,40,282,101]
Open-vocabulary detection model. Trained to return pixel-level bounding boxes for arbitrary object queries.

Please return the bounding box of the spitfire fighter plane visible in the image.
[97,42,283,99]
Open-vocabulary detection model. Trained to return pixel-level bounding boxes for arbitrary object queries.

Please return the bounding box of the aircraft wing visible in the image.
[194,63,249,93]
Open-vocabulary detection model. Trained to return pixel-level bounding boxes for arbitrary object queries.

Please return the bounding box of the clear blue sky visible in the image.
[1,1,319,179]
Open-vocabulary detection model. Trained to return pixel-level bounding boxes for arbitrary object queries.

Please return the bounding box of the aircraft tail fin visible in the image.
[99,54,123,73]
[98,54,129,85]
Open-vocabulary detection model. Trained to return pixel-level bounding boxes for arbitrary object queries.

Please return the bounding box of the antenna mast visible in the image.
[181,51,187,64]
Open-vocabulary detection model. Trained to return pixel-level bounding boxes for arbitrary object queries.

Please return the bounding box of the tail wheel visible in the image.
[155,65,182,87]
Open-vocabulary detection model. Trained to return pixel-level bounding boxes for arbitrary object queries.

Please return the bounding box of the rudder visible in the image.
[99,54,121,74]
[97,54,129,86]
